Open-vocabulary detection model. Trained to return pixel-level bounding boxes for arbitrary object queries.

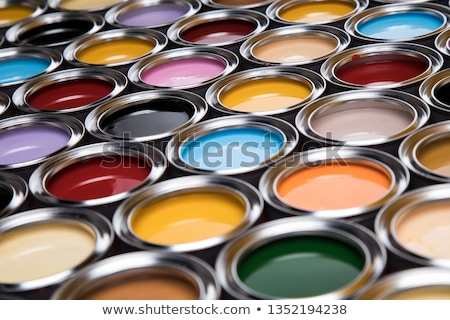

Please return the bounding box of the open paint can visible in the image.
[419,69,450,122]
[48,0,123,12]
[0,171,28,218]
[0,0,47,29]
[0,91,10,118]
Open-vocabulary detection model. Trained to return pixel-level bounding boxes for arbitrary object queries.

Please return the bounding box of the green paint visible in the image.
[237,236,365,298]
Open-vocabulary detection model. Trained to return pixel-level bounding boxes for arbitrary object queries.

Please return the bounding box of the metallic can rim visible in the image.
[113,175,263,252]
[320,42,443,89]
[259,146,410,220]
[357,267,450,299]
[0,0,47,28]
[0,172,28,218]
[399,121,450,183]
[166,114,299,176]
[0,113,85,170]
[266,0,369,25]
[12,67,128,115]
[105,0,202,29]
[0,207,114,292]
[64,28,168,68]
[435,28,450,57]
[128,46,239,90]
[239,24,351,66]
[0,47,62,87]
[344,3,449,43]
[167,9,269,47]
[205,66,326,116]
[48,0,125,12]
[419,69,450,114]
[200,0,275,9]
[0,91,10,117]
[5,11,105,47]
[51,251,221,300]
[216,217,386,299]
[29,142,167,207]
[296,89,430,147]
[85,89,208,143]
[375,183,450,268]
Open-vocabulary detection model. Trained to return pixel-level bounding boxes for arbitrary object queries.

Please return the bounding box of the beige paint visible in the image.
[59,0,121,10]
[388,286,450,300]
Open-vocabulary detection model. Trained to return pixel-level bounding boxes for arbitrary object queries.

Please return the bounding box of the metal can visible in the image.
[113,175,263,264]
[200,0,274,9]
[0,0,47,29]
[419,69,450,122]
[216,217,386,299]
[435,28,450,60]
[0,207,114,299]
[259,146,409,226]
[48,0,124,12]
[0,171,28,218]
[51,251,220,300]
[0,91,10,119]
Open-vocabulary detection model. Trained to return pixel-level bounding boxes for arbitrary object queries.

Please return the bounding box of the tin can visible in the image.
[216,217,386,299]
[29,142,167,217]
[167,9,269,48]
[259,146,409,227]
[435,28,450,62]
[51,251,220,300]
[399,121,450,187]
[205,66,325,122]
[0,171,28,218]
[296,89,430,154]
[0,91,10,119]
[165,115,299,185]
[376,184,450,272]
[0,0,47,29]
[105,0,201,29]
[0,207,114,299]
[12,68,127,120]
[113,175,263,264]
[419,69,450,122]
[85,89,208,150]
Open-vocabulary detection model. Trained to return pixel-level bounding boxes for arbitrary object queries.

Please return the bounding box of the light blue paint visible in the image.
[357,12,444,40]
[0,56,50,85]
[180,127,284,171]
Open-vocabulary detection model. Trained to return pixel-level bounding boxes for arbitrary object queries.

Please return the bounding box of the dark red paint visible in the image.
[180,20,256,44]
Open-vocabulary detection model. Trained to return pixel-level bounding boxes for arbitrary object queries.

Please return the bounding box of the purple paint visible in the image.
[117,3,190,27]
[0,125,71,165]
[141,57,226,87]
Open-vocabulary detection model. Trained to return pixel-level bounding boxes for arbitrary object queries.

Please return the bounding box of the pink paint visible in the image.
[140,57,226,87]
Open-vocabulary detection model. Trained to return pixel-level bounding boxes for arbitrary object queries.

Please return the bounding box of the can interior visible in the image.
[0,184,13,212]
[416,135,450,178]
[278,0,357,23]
[385,286,450,300]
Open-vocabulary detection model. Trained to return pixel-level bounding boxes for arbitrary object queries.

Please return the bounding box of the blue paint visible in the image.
[357,12,444,40]
[0,56,50,85]
[180,127,284,171]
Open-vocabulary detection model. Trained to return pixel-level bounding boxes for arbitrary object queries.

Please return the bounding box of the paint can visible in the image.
[259,146,409,228]
[51,251,220,300]
[113,175,263,264]
[376,184,450,272]
[239,25,350,71]
[357,267,450,300]
[0,171,28,218]
[216,217,386,299]
[85,89,208,150]
[165,115,299,185]
[0,207,114,299]
[205,66,325,122]
[105,0,201,30]
[200,0,274,9]
[48,0,124,12]
[0,0,46,29]
[344,3,449,45]
[399,121,450,187]
[435,27,450,67]
[128,46,239,95]
[419,69,450,122]
[12,67,127,120]
[63,28,168,72]
[0,114,85,179]
[296,89,430,154]
[29,142,167,218]
[167,9,269,49]
[0,91,10,119]
[321,42,443,93]
[266,0,368,26]
[5,11,104,48]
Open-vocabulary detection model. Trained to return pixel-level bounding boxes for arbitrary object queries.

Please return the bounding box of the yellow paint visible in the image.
[0,5,35,26]
[59,0,121,10]
[417,138,450,177]
[76,38,155,65]
[219,78,312,112]
[279,1,356,23]
[388,287,450,300]
[130,191,246,245]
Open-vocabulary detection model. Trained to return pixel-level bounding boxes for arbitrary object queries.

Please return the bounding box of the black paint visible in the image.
[0,185,12,211]
[435,82,450,105]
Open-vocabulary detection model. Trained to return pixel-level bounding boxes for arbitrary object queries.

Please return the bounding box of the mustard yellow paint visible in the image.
[219,78,312,112]
[130,191,246,245]
[76,38,155,65]
[0,5,35,26]
[388,287,450,300]
[279,1,356,23]
[59,0,121,11]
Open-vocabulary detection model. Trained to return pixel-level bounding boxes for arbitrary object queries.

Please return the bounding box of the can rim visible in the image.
[419,68,450,114]
[48,0,125,12]
[0,0,47,28]
[0,172,28,218]
[200,0,274,9]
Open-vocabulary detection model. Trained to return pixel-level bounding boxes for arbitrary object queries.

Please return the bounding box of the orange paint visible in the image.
[276,161,392,210]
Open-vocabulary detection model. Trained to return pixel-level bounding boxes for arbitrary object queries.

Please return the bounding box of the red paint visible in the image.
[180,20,256,44]
[45,155,151,201]
[27,79,114,111]
[335,54,428,85]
